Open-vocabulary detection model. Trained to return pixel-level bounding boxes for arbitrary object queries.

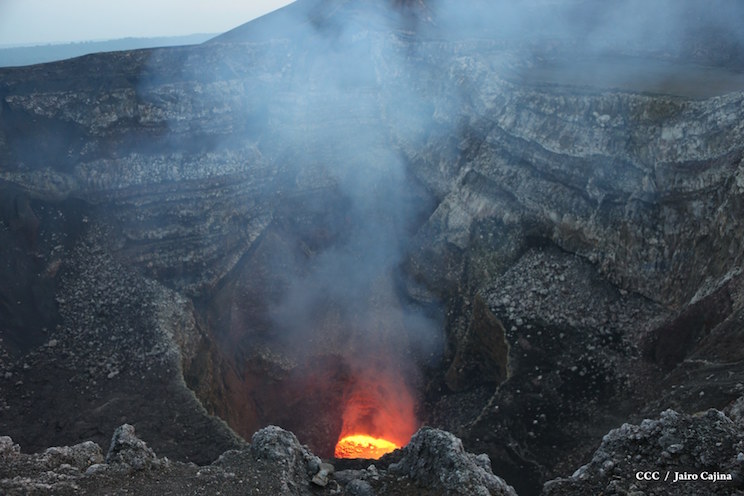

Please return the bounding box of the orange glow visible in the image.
[333,374,417,459]
[334,434,398,459]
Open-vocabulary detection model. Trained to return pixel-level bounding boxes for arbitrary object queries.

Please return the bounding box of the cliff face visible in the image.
[412,76,744,306]
[2,1,742,303]
[2,1,744,494]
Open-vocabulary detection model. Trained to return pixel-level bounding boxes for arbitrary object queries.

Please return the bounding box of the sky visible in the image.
[0,0,295,46]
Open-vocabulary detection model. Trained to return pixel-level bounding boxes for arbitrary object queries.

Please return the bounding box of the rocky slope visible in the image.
[543,407,744,496]
[2,0,744,494]
[0,424,517,495]
[2,411,742,495]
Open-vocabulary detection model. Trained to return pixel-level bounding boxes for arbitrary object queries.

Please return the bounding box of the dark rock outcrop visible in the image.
[247,426,322,494]
[387,427,517,495]
[0,435,104,495]
[0,424,516,496]
[543,409,744,495]
[105,424,162,472]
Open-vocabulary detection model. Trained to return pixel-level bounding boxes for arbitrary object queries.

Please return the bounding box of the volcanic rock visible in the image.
[248,425,320,490]
[542,408,744,495]
[0,436,104,495]
[0,220,244,463]
[1,0,744,495]
[311,462,335,487]
[727,397,744,428]
[346,479,375,496]
[0,424,523,495]
[387,427,517,495]
[105,424,161,472]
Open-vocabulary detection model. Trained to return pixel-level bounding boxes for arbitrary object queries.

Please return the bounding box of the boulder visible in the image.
[389,427,517,495]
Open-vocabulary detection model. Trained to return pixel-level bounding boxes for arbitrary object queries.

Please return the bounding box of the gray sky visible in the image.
[0,0,295,46]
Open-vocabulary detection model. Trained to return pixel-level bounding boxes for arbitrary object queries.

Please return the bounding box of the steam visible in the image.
[228,0,744,439]
[426,0,744,54]
[259,11,439,444]
[120,0,744,450]
[430,0,744,95]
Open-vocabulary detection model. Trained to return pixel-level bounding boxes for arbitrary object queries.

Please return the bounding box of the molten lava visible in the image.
[334,434,398,459]
[333,374,417,459]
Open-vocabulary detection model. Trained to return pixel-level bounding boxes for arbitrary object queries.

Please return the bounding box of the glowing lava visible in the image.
[333,373,417,459]
[334,434,398,459]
